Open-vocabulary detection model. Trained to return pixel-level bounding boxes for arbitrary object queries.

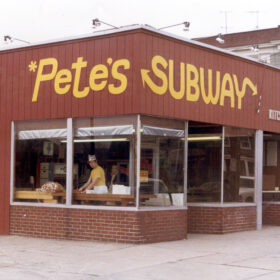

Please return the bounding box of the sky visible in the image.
[0,0,280,48]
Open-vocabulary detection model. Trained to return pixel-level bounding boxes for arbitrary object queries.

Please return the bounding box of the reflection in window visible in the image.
[140,125,185,207]
[263,132,280,202]
[187,123,222,202]
[224,127,255,203]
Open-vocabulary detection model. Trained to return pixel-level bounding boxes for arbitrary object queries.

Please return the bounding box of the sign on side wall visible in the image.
[269,109,280,121]
[28,55,258,110]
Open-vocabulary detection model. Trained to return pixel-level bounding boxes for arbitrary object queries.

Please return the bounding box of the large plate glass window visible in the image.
[263,132,280,202]
[72,116,136,206]
[14,119,67,204]
[224,127,255,203]
[187,122,222,203]
[140,116,185,207]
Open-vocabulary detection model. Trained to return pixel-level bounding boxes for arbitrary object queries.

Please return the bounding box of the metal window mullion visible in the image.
[10,121,15,204]
[255,130,263,230]
[221,126,225,204]
[136,115,141,209]
[66,118,73,206]
[184,121,188,207]
[129,137,135,194]
[154,138,160,193]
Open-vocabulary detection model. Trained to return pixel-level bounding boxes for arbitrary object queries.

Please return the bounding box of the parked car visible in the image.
[239,186,254,202]
[188,181,254,202]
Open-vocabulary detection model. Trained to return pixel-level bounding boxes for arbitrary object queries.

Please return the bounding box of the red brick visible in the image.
[263,203,280,225]
[188,206,256,234]
[10,206,187,244]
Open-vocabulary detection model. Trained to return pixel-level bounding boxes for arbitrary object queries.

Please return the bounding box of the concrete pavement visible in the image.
[0,226,280,279]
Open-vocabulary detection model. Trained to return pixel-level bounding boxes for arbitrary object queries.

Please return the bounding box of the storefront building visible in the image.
[0,25,280,243]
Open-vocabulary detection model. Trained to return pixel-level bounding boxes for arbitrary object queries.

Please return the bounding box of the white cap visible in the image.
[88,154,97,162]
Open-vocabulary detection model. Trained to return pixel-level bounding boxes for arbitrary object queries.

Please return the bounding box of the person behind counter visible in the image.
[108,164,128,192]
[79,155,106,193]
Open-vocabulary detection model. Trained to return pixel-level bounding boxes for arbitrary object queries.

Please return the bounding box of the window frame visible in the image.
[10,116,188,210]
[11,118,258,209]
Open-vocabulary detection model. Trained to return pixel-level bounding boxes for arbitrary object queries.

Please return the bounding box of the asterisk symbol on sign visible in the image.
[28,61,37,72]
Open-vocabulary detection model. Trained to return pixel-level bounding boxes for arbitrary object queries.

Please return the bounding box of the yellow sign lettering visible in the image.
[139,55,257,109]
[54,69,72,95]
[200,68,220,105]
[141,55,168,95]
[32,58,58,102]
[109,59,130,95]
[220,73,235,108]
[29,54,258,110]
[89,64,108,92]
[186,63,200,102]
[169,60,185,100]
[71,57,89,98]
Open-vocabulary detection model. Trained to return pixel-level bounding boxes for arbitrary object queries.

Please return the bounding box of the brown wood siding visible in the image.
[1,29,279,128]
[138,31,280,132]
[1,27,280,233]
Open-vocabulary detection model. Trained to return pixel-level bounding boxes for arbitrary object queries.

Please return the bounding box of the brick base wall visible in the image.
[263,203,280,225]
[188,205,256,234]
[10,206,187,243]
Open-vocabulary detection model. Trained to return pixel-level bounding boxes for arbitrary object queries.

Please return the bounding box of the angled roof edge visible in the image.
[194,26,280,40]
[0,24,279,71]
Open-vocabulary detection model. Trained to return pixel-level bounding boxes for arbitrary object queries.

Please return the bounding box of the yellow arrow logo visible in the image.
[141,69,167,95]
[141,55,168,95]
[233,75,257,109]
[141,69,150,87]
[244,77,257,96]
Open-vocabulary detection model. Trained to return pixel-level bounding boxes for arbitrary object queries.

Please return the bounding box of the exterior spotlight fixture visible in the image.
[4,35,30,44]
[92,18,118,29]
[183,21,190,31]
[216,33,224,44]
[4,35,12,42]
[92,18,101,28]
[158,21,190,31]
[251,44,259,52]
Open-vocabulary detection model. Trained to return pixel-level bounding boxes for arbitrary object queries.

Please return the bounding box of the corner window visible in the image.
[139,116,185,207]
[224,127,255,203]
[187,122,222,202]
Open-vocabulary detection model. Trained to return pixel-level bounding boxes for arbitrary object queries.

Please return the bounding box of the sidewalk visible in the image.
[0,226,280,280]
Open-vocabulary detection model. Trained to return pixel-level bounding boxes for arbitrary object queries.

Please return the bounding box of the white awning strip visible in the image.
[18,129,67,140]
[142,125,184,137]
[75,125,134,137]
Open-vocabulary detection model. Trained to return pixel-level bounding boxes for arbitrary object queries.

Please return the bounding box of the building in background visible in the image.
[194,25,280,67]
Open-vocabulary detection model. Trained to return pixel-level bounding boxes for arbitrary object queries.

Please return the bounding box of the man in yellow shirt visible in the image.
[79,155,106,192]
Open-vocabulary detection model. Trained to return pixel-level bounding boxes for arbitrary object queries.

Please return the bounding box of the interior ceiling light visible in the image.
[181,136,222,142]
[61,138,129,143]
